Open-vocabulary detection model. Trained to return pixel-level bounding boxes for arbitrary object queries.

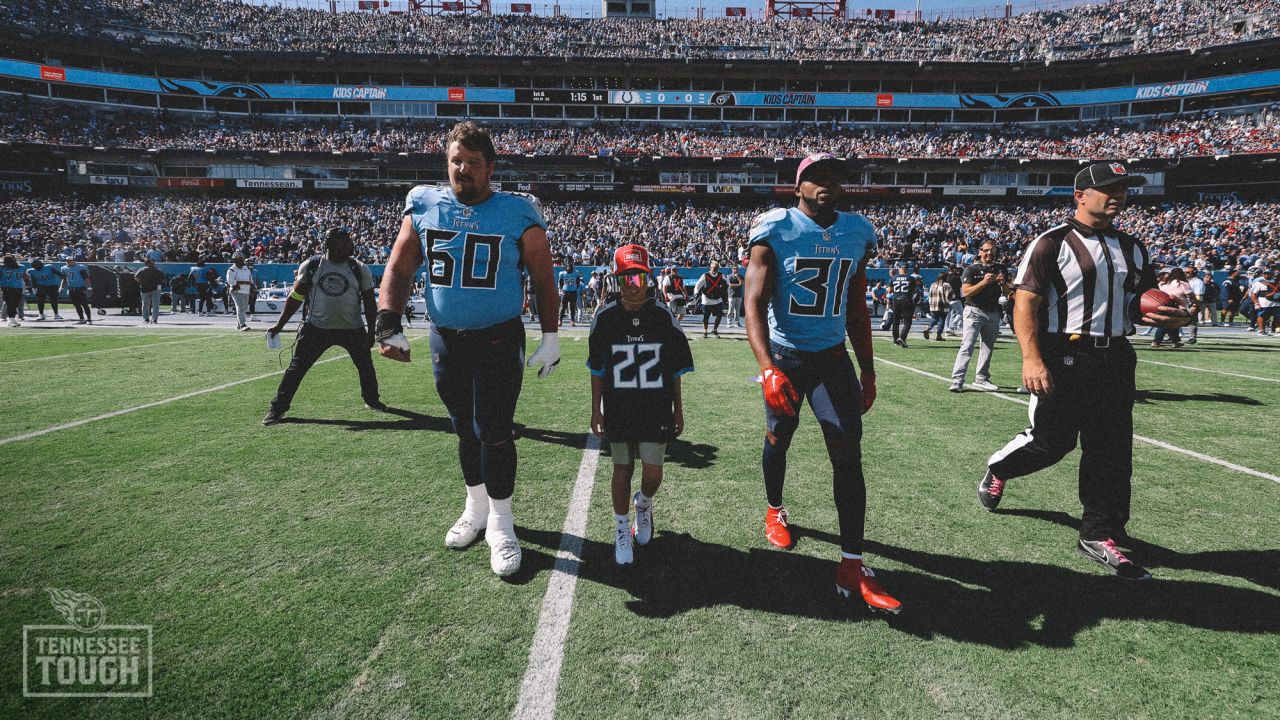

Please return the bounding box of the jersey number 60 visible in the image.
[424,229,503,290]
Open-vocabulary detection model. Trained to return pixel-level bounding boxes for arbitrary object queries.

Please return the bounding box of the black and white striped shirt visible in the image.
[1012,218,1157,337]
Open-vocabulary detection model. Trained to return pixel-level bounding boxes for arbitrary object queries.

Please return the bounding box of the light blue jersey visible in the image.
[559,270,583,292]
[27,266,61,287]
[748,207,877,351]
[62,264,89,288]
[1,267,25,288]
[403,185,546,330]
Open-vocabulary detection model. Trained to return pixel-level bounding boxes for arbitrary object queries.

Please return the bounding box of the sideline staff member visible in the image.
[263,228,383,425]
[949,241,1004,392]
[979,162,1190,580]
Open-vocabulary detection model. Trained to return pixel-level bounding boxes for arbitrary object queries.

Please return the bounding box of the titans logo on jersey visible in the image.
[403,185,547,330]
[748,207,877,351]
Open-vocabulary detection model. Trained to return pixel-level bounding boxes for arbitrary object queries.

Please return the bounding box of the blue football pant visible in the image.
[762,341,867,555]
[429,317,526,501]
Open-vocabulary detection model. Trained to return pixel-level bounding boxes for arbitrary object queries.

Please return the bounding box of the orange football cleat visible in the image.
[765,506,793,550]
[836,558,902,615]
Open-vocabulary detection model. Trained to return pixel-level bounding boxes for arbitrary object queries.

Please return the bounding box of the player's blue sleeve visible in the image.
[748,208,786,251]
[586,312,607,377]
[855,215,878,257]
[402,185,435,218]
[508,192,547,231]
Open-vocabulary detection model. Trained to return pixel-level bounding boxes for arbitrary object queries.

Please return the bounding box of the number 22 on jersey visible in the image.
[612,343,663,389]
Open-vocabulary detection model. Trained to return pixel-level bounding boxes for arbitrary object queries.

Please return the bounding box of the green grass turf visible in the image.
[1,326,1277,719]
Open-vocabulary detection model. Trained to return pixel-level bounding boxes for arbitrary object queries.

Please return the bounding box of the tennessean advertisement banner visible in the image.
[235,179,304,189]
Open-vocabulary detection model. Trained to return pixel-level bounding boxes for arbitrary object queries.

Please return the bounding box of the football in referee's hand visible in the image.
[1132,288,1175,324]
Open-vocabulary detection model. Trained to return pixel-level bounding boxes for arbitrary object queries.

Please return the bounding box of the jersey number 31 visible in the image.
[788,257,857,316]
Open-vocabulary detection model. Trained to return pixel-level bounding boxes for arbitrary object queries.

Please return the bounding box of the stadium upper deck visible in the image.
[3,0,1280,200]
[3,0,1279,64]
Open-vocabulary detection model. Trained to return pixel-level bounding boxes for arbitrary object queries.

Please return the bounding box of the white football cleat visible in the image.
[53,314,63,321]
[445,514,486,549]
[487,525,522,577]
[632,492,654,546]
[615,520,634,566]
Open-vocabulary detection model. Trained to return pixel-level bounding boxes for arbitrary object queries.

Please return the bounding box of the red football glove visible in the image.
[761,365,800,417]
[860,372,876,415]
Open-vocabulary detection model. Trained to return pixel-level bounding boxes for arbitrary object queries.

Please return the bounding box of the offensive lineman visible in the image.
[376,121,561,578]
[744,152,901,614]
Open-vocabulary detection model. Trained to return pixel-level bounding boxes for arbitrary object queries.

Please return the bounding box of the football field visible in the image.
[2,323,1277,719]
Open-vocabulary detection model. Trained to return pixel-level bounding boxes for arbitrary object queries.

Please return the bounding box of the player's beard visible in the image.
[803,188,838,218]
[452,173,487,204]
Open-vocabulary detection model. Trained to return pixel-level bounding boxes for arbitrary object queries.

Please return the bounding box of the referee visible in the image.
[977,162,1189,581]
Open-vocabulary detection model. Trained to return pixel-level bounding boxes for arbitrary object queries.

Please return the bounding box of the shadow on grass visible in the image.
[519,522,1280,647]
[998,508,1280,593]
[518,527,876,623]
[279,408,600,452]
[1134,389,1263,406]
[595,438,720,470]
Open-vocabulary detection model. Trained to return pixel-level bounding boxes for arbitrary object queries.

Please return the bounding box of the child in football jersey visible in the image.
[588,244,694,566]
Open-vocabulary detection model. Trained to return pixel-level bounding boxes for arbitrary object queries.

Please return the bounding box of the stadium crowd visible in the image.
[2,195,1277,275]
[2,0,1278,63]
[2,99,1277,160]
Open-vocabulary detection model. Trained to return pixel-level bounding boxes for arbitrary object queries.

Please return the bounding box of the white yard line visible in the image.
[511,432,603,720]
[874,354,1280,485]
[0,336,426,446]
[0,336,221,365]
[1136,358,1280,383]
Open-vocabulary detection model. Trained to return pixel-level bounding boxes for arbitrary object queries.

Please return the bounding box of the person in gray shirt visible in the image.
[263,228,384,425]
[134,259,166,324]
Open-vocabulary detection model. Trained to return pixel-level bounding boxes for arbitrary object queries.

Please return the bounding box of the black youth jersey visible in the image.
[890,274,917,300]
[587,298,695,442]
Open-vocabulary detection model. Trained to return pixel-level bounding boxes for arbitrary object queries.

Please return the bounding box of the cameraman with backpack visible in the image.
[262,228,385,425]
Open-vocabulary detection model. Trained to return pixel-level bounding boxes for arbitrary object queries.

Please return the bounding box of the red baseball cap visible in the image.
[795,152,846,186]
[613,244,651,274]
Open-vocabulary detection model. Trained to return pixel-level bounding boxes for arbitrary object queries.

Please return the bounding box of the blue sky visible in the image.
[252,0,1095,21]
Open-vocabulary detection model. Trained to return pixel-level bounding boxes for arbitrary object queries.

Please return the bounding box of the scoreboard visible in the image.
[515,89,609,104]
